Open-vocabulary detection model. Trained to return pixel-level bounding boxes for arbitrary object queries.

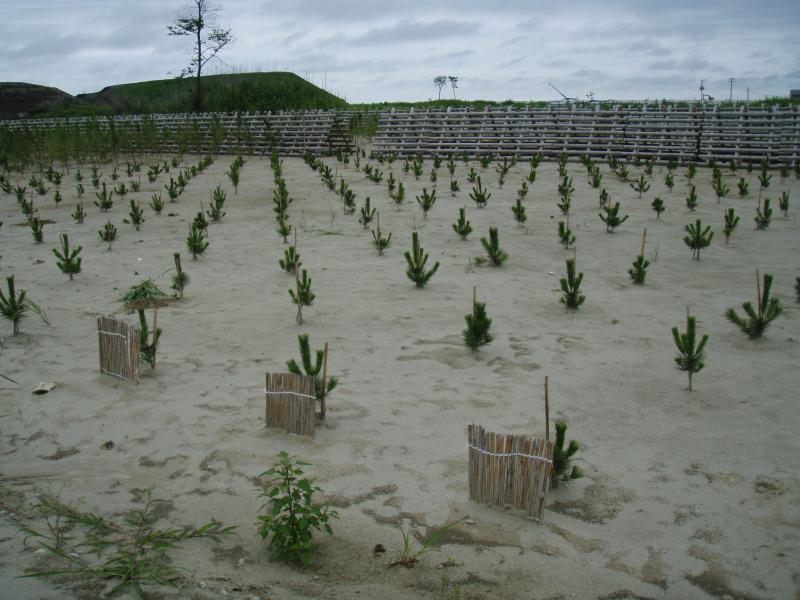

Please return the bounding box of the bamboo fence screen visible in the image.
[97,316,140,383]
[265,372,317,437]
[467,424,554,521]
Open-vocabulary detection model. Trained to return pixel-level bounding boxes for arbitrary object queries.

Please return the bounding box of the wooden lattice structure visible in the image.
[467,424,554,521]
[373,104,800,164]
[97,316,140,383]
[265,372,317,437]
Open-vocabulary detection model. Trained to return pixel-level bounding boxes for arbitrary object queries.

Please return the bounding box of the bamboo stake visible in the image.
[640,228,647,257]
[544,376,550,444]
[321,342,329,420]
[472,286,477,320]
[756,269,762,319]
[295,266,302,324]
[293,229,298,274]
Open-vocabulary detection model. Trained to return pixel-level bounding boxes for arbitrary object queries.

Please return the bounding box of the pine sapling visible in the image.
[778,191,789,217]
[511,197,527,224]
[630,175,650,198]
[371,212,391,255]
[171,253,189,298]
[0,275,27,334]
[599,188,610,207]
[359,197,376,228]
[123,200,145,231]
[289,268,315,324]
[94,182,114,211]
[685,184,698,210]
[628,229,649,284]
[758,169,771,193]
[138,308,162,369]
[550,421,583,488]
[405,232,439,288]
[276,216,292,243]
[713,178,730,203]
[53,189,62,206]
[286,334,338,402]
[725,271,783,339]
[723,208,740,242]
[463,288,493,351]
[390,181,405,205]
[387,171,396,193]
[76,183,84,198]
[186,225,208,259]
[71,202,86,224]
[279,246,301,274]
[416,188,436,219]
[683,219,713,259]
[52,234,82,280]
[665,173,675,192]
[651,196,665,218]
[164,178,180,201]
[754,198,772,229]
[29,213,44,243]
[150,193,164,214]
[467,167,478,184]
[98,219,117,250]
[470,176,491,208]
[452,207,472,239]
[558,220,575,249]
[207,185,226,221]
[672,311,708,391]
[476,227,508,267]
[560,255,585,309]
[737,177,749,197]
[599,202,629,232]
[450,179,460,197]
[227,162,241,193]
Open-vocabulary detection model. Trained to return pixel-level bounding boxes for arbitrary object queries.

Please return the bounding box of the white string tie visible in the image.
[466,444,552,464]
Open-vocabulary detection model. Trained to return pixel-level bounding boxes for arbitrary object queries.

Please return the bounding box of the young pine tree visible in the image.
[477,227,508,267]
[207,185,226,221]
[713,178,730,203]
[359,197,376,228]
[71,202,86,224]
[672,312,708,391]
[628,229,649,284]
[286,334,338,402]
[416,188,436,219]
[171,253,189,298]
[452,207,473,239]
[52,234,82,280]
[723,208,740,243]
[737,177,749,197]
[685,184,699,210]
[511,198,527,224]
[186,225,208,259]
[558,220,575,249]
[599,202,629,232]
[470,176,491,208]
[683,219,713,260]
[137,308,162,369]
[123,200,145,231]
[279,246,302,274]
[98,219,117,250]
[371,213,391,256]
[630,175,650,198]
[754,198,772,229]
[560,256,585,309]
[651,196,665,218]
[550,421,583,488]
[725,271,783,339]
[289,269,315,324]
[0,275,27,335]
[778,191,789,217]
[405,232,439,288]
[463,289,493,351]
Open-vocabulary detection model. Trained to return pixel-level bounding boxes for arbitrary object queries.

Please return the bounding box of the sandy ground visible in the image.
[0,152,799,600]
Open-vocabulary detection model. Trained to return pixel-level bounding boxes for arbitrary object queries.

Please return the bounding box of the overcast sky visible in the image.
[2,0,798,103]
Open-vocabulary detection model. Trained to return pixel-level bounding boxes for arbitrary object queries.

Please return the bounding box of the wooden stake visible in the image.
[472,286,477,320]
[295,266,302,324]
[321,343,329,420]
[640,228,647,257]
[151,308,158,369]
[756,269,762,319]
[544,376,550,444]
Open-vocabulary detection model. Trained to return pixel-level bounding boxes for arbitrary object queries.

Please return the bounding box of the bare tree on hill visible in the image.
[434,75,447,100]
[168,0,233,113]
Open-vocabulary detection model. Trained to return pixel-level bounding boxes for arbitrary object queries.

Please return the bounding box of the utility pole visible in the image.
[729,77,735,102]
[699,80,705,101]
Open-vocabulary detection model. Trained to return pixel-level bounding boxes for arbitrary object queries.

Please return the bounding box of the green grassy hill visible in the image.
[0,72,347,118]
[77,72,347,114]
